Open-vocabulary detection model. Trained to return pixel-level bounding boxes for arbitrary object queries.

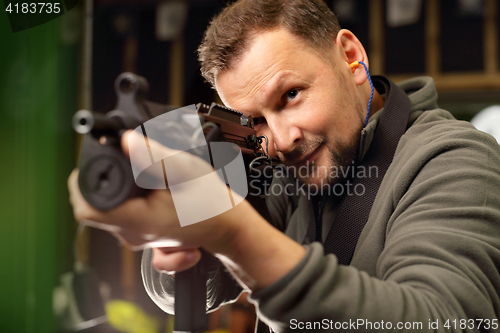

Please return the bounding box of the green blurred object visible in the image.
[106,300,161,333]
[0,6,79,333]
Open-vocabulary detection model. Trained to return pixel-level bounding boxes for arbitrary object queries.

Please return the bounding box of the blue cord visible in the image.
[358,61,373,128]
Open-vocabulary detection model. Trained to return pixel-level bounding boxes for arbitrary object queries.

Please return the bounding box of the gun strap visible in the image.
[320,76,412,265]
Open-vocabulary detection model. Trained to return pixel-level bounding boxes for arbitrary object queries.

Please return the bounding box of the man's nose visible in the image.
[267,120,302,156]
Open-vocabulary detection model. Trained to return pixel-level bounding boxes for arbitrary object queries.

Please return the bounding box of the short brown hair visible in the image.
[198,0,341,88]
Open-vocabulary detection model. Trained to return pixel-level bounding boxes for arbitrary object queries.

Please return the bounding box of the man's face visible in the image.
[216,28,365,187]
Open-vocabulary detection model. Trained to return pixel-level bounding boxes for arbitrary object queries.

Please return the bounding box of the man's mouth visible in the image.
[290,143,324,167]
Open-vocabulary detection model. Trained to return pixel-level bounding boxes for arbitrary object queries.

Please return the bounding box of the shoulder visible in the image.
[379,107,500,216]
[396,108,500,170]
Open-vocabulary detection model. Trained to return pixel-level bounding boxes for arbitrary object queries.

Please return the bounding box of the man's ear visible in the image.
[336,29,368,86]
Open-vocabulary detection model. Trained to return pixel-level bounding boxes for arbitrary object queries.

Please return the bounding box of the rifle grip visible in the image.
[173,253,209,333]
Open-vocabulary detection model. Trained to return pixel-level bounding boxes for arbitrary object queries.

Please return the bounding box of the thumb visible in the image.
[121,129,179,160]
[122,129,215,186]
[120,129,134,158]
[121,129,181,174]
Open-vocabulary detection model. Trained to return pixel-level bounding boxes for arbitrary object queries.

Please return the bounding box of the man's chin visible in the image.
[293,158,345,189]
[284,145,354,188]
[297,173,341,188]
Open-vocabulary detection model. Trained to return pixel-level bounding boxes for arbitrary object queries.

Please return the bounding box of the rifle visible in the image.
[73,72,274,333]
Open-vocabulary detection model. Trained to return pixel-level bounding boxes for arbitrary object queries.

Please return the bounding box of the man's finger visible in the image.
[152,247,201,273]
[67,168,157,228]
[68,168,101,222]
[121,129,179,160]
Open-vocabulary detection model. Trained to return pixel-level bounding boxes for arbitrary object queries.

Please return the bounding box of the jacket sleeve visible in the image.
[248,115,500,332]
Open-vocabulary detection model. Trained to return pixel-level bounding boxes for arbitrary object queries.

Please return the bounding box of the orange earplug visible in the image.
[349,61,360,73]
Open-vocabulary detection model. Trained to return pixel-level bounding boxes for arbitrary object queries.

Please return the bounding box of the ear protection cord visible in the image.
[350,61,374,128]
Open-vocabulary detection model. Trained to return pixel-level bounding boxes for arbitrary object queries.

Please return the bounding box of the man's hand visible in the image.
[68,130,306,290]
[151,247,201,273]
[68,130,242,250]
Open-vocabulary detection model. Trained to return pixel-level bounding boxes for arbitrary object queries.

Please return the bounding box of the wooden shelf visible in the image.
[371,0,500,92]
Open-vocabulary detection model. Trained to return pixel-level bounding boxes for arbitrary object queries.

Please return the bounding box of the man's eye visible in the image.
[285,89,300,102]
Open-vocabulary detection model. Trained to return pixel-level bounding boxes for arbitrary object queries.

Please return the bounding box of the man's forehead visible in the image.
[215,28,321,109]
[216,69,295,110]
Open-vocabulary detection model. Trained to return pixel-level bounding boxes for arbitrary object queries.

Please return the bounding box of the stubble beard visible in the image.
[286,106,365,188]
[300,131,361,188]
[324,131,361,185]
[278,126,361,189]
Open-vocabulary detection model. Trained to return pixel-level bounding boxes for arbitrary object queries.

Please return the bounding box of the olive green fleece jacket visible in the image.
[142,77,500,332]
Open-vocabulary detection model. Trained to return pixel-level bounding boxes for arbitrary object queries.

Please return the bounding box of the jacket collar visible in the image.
[357,76,437,162]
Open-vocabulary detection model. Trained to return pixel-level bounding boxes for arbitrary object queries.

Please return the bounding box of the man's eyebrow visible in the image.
[259,71,293,105]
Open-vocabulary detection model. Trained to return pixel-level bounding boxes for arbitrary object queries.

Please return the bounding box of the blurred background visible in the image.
[1,0,500,332]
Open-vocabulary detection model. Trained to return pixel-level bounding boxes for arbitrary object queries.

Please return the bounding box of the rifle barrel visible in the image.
[73,110,124,136]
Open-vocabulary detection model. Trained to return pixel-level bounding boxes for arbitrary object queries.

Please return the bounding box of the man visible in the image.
[69,0,500,331]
